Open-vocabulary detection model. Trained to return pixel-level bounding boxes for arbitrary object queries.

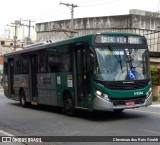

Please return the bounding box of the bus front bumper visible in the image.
[93,93,152,111]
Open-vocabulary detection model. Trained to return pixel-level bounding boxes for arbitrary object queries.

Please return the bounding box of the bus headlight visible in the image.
[146,88,152,98]
[95,90,110,101]
[96,90,102,96]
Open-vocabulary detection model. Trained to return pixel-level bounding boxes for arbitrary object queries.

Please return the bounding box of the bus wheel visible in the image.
[63,93,75,116]
[113,109,124,113]
[20,90,28,108]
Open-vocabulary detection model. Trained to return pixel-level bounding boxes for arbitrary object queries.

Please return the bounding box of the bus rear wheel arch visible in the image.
[63,92,75,116]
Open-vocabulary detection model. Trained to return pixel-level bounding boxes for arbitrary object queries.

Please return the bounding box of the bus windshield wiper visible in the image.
[125,48,135,70]
[108,45,123,73]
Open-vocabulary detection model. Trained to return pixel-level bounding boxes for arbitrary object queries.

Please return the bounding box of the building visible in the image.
[5,20,36,45]
[35,9,160,66]
[0,37,22,78]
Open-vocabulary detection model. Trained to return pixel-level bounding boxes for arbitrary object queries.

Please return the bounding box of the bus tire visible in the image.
[63,93,75,116]
[19,90,28,108]
[113,109,124,113]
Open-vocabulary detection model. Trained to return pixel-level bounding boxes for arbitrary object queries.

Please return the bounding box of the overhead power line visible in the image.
[20,19,34,44]
[7,20,21,50]
[33,5,68,21]
[80,0,120,7]
[60,2,79,37]
[34,7,69,22]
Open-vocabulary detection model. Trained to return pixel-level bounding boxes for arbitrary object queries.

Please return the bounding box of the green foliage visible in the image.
[150,66,158,85]
[152,95,159,101]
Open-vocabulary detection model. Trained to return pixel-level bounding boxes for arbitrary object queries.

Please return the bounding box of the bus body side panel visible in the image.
[37,73,57,106]
[56,72,74,107]
[3,75,9,98]
[13,74,29,101]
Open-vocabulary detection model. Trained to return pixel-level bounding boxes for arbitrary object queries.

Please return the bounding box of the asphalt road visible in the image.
[0,87,160,145]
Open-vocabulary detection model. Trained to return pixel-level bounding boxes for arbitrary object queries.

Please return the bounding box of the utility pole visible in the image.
[7,20,21,50]
[60,2,78,37]
[20,19,34,44]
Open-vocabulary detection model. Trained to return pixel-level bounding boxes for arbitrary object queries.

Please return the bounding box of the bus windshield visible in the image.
[94,47,150,81]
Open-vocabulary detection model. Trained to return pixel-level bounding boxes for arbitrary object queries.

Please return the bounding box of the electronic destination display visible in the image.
[95,35,145,44]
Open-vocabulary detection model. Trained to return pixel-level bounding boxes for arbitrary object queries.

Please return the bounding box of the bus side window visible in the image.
[14,57,21,74]
[3,62,8,75]
[39,59,48,73]
[47,47,59,73]
[22,58,29,74]
[48,62,59,72]
[38,50,48,73]
[47,45,71,73]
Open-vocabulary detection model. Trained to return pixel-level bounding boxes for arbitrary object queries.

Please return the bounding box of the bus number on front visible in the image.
[134,91,143,96]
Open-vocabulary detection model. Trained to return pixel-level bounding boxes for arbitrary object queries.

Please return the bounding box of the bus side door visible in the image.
[74,43,91,108]
[29,55,38,101]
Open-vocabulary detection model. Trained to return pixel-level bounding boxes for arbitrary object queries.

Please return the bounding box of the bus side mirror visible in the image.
[90,53,94,63]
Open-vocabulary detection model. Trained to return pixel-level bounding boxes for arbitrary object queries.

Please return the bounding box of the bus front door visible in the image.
[29,55,38,102]
[75,47,90,108]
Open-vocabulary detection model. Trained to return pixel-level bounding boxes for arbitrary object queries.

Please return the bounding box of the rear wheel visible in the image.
[63,93,75,116]
[19,90,28,108]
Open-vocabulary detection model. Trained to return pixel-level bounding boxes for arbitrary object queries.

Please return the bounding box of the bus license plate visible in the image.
[125,100,135,106]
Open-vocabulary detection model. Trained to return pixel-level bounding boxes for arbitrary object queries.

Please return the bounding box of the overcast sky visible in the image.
[0,0,159,35]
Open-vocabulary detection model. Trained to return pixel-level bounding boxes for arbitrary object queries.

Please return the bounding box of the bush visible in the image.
[152,95,159,101]
[150,66,158,85]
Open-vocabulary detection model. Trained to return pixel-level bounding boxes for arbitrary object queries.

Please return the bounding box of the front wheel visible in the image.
[63,93,75,116]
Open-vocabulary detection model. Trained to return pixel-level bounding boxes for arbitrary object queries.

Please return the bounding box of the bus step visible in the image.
[75,107,88,110]
[31,101,38,105]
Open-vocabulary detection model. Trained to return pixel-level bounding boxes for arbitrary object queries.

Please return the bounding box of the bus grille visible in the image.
[111,96,146,106]
[107,82,147,90]
[95,79,150,91]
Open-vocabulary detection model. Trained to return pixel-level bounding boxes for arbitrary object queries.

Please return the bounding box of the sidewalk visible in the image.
[152,101,160,105]
[152,97,160,104]
[0,84,3,89]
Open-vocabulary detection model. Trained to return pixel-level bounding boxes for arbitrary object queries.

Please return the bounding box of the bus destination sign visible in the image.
[95,35,144,44]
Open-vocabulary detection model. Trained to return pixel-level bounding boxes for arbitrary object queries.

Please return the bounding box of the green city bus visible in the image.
[2,32,152,116]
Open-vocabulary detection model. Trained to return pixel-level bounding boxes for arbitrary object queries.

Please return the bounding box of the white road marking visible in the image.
[150,104,160,107]
[128,109,160,115]
[0,130,14,136]
[138,129,160,135]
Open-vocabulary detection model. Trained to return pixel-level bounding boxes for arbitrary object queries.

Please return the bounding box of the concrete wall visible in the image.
[36,15,131,42]
[35,10,160,54]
